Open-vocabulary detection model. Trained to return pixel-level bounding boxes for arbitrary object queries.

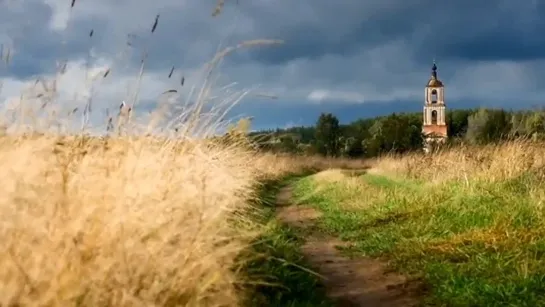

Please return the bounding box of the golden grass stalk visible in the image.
[372,139,545,183]
[0,134,260,306]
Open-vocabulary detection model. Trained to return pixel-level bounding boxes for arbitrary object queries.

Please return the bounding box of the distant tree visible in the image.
[466,109,485,144]
[447,109,473,137]
[364,120,384,157]
[278,134,299,153]
[250,107,540,158]
[337,136,358,157]
[315,113,341,156]
[510,112,529,137]
[364,113,421,155]
[466,109,511,144]
[525,111,545,137]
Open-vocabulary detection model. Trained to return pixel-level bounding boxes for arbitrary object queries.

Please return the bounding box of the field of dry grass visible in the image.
[373,140,545,184]
[0,126,369,306]
[1,135,243,306]
[292,140,545,306]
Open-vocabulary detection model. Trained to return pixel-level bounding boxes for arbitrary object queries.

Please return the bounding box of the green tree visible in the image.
[526,112,545,135]
[278,134,299,153]
[466,109,489,144]
[364,113,421,155]
[315,113,341,156]
[364,120,384,157]
[510,112,529,137]
[447,109,473,137]
[466,109,511,144]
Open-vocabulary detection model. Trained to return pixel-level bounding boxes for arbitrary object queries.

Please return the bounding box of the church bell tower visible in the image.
[422,61,448,152]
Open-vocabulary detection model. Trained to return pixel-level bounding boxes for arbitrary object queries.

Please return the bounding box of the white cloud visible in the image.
[307,89,365,103]
[282,119,303,129]
[42,0,72,31]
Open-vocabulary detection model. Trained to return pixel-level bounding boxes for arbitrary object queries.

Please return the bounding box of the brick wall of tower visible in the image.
[422,124,447,137]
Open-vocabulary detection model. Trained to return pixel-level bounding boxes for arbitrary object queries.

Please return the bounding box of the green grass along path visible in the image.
[290,170,545,307]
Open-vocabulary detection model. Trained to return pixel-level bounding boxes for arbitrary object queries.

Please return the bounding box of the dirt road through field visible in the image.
[275,185,422,307]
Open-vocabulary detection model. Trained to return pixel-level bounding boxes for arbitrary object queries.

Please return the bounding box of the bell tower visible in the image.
[422,61,447,152]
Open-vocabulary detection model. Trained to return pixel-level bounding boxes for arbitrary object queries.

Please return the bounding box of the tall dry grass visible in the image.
[372,140,545,184]
[0,85,362,306]
[0,134,260,306]
[252,153,370,181]
[0,134,359,307]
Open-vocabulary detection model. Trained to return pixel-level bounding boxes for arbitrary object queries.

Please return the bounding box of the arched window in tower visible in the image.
[431,89,438,104]
[431,110,438,124]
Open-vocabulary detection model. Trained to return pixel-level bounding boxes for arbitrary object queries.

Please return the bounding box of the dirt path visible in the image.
[276,185,422,307]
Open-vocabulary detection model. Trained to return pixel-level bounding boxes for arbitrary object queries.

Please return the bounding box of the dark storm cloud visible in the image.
[236,0,545,65]
[2,0,545,130]
[417,1,545,63]
[237,1,421,65]
[6,1,544,76]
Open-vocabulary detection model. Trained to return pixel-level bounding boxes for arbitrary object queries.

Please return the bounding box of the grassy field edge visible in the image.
[291,170,545,307]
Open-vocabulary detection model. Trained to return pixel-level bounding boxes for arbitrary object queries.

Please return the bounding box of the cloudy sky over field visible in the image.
[1,0,545,130]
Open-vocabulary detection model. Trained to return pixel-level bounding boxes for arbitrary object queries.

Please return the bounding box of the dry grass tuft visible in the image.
[0,135,261,306]
[252,154,369,181]
[372,139,545,183]
[0,131,362,306]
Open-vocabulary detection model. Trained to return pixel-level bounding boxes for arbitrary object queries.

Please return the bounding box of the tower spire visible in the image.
[431,59,437,79]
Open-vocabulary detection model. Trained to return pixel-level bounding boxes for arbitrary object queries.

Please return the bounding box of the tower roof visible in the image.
[427,61,443,87]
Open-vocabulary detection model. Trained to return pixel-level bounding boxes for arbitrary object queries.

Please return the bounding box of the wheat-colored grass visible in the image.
[372,140,545,184]
[0,130,359,307]
[0,135,257,306]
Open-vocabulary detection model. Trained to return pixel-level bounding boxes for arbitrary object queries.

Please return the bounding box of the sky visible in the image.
[1,0,545,132]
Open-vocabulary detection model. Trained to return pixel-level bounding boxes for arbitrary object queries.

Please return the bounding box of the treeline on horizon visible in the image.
[245,108,545,158]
